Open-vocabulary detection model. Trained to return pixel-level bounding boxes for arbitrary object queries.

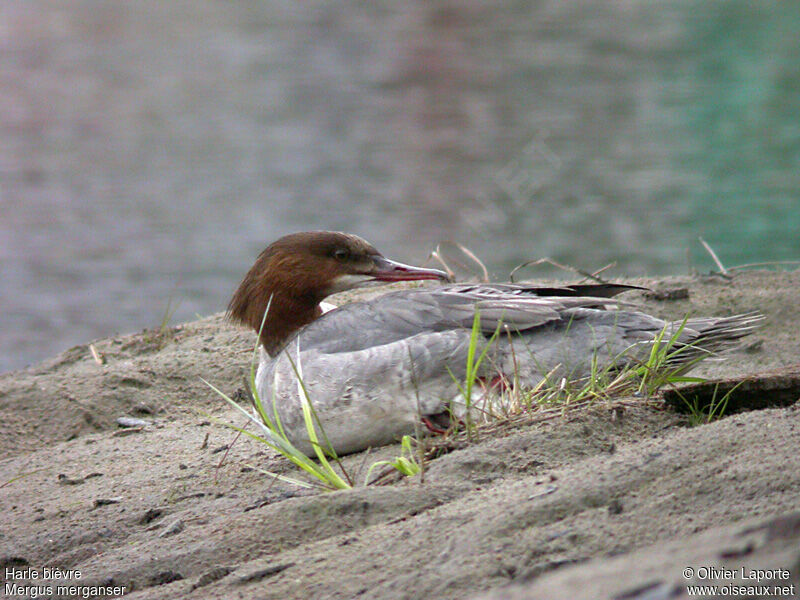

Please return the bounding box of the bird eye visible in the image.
[333,248,349,261]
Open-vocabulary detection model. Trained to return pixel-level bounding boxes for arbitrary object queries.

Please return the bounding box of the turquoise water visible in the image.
[678,4,800,265]
[1,1,798,372]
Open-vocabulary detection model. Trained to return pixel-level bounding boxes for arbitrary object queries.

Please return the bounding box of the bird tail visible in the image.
[663,311,764,368]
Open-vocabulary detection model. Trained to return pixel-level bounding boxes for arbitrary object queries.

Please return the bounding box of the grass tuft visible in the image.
[143,296,181,348]
[679,381,743,427]
[364,436,420,485]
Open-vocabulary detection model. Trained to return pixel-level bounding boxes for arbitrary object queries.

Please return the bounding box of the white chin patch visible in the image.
[326,274,376,294]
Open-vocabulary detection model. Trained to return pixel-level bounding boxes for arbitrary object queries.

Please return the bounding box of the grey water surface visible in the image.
[2,1,799,372]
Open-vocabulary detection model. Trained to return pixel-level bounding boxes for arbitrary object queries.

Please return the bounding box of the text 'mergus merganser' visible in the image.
[228,231,761,456]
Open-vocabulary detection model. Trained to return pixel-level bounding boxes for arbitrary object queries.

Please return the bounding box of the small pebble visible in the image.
[93,497,123,508]
[57,474,85,485]
[117,417,151,428]
[159,518,185,537]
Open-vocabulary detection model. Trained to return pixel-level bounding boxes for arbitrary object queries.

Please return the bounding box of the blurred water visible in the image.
[1,1,799,373]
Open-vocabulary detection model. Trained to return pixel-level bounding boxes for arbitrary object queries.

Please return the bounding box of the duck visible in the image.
[227,231,762,456]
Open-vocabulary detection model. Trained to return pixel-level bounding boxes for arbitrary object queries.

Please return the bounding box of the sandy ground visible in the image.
[1,270,799,600]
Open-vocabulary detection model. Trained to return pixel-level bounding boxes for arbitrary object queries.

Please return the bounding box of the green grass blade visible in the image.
[201,378,350,489]
[285,341,351,489]
[244,463,317,489]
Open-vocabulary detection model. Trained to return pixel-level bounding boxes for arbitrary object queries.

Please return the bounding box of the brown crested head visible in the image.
[227,231,449,355]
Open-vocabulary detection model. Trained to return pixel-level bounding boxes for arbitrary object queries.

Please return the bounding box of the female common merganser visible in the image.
[228,231,761,456]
